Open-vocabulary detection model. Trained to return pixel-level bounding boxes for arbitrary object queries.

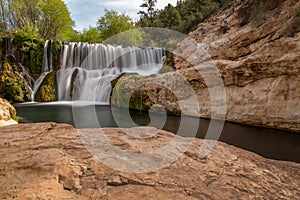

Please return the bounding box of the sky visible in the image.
[63,0,178,31]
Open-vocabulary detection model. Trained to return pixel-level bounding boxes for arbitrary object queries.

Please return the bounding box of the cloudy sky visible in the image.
[63,0,177,31]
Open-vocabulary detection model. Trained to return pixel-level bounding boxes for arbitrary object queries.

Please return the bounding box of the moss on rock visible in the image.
[110,73,181,115]
[35,71,57,102]
[0,59,32,102]
[111,74,149,111]
[12,34,45,79]
[1,36,61,79]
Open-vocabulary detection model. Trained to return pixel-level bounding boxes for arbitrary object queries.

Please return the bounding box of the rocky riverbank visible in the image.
[111,0,300,131]
[0,123,299,199]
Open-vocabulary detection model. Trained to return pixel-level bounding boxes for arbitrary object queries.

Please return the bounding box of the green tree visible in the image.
[158,4,181,30]
[97,9,135,41]
[68,27,103,43]
[145,0,230,33]
[103,28,143,46]
[0,0,74,40]
[137,0,158,26]
[38,0,74,40]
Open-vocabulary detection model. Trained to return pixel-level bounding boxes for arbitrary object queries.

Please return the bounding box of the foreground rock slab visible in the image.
[0,123,299,199]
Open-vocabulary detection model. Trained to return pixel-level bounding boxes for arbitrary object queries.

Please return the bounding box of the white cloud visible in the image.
[63,0,177,31]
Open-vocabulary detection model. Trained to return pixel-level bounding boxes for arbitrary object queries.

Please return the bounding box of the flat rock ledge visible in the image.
[0,123,299,199]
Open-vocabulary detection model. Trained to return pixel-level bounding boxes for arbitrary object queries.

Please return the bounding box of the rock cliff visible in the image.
[0,123,299,199]
[111,0,300,131]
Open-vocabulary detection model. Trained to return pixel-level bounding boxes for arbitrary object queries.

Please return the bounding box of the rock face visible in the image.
[0,97,17,126]
[0,123,299,199]
[111,0,300,131]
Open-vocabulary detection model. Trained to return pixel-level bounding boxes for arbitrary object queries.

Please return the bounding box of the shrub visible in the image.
[249,3,267,27]
[296,8,300,17]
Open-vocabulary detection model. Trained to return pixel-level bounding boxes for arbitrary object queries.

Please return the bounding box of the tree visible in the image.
[0,0,74,40]
[103,28,143,46]
[38,0,74,40]
[136,0,232,33]
[68,27,103,43]
[0,0,40,32]
[158,4,181,30]
[137,0,158,26]
[97,9,135,41]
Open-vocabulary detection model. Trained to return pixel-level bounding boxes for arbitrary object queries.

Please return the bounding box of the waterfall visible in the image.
[42,40,53,72]
[54,42,166,103]
[32,40,53,101]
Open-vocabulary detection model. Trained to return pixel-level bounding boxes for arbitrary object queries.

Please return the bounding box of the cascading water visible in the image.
[42,40,53,72]
[32,40,53,100]
[54,42,166,103]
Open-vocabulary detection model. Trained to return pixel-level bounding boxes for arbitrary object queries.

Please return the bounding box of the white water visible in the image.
[42,40,53,72]
[55,42,166,103]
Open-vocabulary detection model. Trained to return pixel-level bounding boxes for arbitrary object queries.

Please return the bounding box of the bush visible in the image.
[296,8,300,17]
[249,3,267,27]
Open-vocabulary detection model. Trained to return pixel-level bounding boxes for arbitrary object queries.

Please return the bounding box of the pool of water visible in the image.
[14,102,300,163]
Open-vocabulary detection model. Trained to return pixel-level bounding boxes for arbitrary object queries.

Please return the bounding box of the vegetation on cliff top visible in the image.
[0,0,233,44]
[137,0,232,33]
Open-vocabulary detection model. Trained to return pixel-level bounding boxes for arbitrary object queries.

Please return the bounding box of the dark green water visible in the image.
[14,102,300,163]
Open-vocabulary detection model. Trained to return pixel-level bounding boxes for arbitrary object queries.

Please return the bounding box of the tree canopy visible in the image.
[68,27,103,43]
[0,0,74,40]
[97,10,143,45]
[138,0,158,26]
[97,9,136,41]
[0,0,232,42]
[137,0,232,33]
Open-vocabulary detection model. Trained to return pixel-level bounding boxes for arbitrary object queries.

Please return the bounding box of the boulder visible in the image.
[0,123,299,199]
[0,97,17,126]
